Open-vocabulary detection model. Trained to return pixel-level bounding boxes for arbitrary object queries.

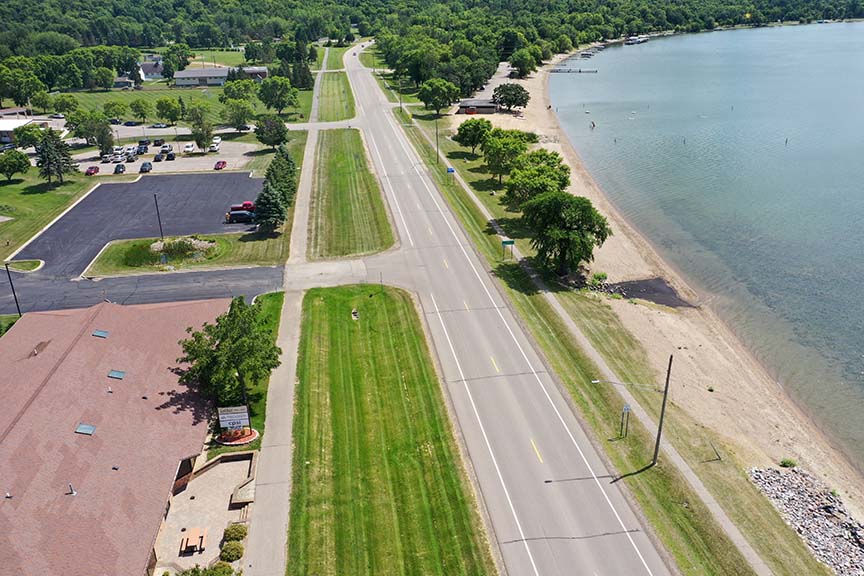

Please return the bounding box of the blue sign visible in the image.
[447,167,455,173]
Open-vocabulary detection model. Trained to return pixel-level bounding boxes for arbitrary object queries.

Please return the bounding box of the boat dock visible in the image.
[550,68,598,73]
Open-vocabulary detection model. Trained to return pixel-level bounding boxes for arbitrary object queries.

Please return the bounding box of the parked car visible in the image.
[109,118,121,125]
[112,155,124,163]
[230,201,256,212]
[225,210,255,223]
[113,164,126,174]
[123,120,139,126]
[183,143,195,153]
[136,145,149,155]
[0,143,15,152]
[85,166,100,176]
[49,113,65,119]
[124,145,136,154]
[139,162,153,173]
[112,146,124,154]
[160,144,172,153]
[100,155,112,163]
[151,123,168,128]
[138,139,151,146]
[154,153,164,162]
[214,160,227,170]
[124,154,138,162]
[212,136,222,145]
[153,138,165,146]
[208,143,220,153]
[166,152,176,161]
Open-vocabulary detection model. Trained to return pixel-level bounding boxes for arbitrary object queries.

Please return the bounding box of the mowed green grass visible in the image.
[69,85,313,125]
[209,291,284,458]
[325,46,350,70]
[317,72,355,122]
[308,129,392,258]
[84,228,292,277]
[289,285,495,576]
[0,314,18,337]
[188,49,247,67]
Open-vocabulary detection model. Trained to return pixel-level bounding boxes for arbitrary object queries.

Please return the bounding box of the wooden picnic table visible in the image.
[181,527,201,552]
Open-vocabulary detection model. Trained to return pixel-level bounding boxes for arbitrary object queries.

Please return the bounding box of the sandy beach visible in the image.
[449,50,864,520]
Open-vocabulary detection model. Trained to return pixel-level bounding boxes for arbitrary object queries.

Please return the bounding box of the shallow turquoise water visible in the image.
[551,23,864,467]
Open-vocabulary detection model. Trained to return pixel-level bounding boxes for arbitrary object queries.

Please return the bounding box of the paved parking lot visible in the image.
[16,172,264,278]
[73,140,258,176]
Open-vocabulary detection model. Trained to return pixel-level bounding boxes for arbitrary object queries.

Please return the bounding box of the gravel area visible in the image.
[750,467,864,575]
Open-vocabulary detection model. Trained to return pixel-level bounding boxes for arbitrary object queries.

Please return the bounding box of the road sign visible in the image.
[447,167,455,173]
[623,404,631,413]
[501,239,515,246]
[218,406,250,429]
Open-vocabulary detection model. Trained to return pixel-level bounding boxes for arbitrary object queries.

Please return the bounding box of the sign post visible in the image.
[217,406,250,430]
[501,238,515,260]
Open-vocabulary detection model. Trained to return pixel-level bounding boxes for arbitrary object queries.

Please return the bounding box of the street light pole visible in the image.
[652,354,674,467]
[4,263,22,317]
[153,193,165,241]
[435,114,439,164]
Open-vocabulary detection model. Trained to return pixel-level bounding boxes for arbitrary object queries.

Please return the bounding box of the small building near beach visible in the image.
[457,98,498,114]
[0,299,230,575]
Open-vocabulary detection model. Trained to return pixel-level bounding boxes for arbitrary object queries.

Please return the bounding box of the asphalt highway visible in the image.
[344,49,672,575]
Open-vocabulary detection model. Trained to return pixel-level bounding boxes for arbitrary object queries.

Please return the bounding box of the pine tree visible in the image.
[264,145,298,207]
[254,181,287,235]
[36,129,76,184]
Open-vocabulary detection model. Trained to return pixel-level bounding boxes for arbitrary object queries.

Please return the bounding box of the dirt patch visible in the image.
[610,277,694,308]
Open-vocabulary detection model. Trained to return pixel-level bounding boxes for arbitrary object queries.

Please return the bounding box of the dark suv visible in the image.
[226,210,255,223]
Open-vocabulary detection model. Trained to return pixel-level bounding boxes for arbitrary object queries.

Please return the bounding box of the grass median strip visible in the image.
[317,72,355,122]
[289,285,495,576]
[308,128,393,259]
[85,229,291,277]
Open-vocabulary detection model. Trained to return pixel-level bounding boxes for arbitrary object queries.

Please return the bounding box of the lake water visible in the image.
[550,23,864,468]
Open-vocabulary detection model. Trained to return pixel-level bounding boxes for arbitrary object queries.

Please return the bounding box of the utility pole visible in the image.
[153,194,165,241]
[4,263,22,317]
[652,354,673,467]
[399,76,403,112]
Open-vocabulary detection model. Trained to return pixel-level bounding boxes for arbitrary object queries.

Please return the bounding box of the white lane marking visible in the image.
[384,110,656,575]
[364,104,414,248]
[431,293,541,576]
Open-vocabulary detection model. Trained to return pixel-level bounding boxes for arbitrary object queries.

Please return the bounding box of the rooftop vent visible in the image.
[75,423,96,436]
[107,370,125,380]
[92,330,109,338]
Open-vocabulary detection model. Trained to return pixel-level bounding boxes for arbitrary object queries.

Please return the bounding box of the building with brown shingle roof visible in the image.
[0,299,230,576]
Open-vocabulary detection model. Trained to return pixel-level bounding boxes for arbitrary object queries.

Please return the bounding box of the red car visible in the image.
[214,160,227,170]
[229,201,256,212]
[85,166,99,176]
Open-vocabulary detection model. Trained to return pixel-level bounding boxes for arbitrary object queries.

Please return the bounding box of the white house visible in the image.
[0,118,33,144]
[173,68,231,86]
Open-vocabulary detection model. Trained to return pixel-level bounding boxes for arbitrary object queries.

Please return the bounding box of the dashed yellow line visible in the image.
[490,356,500,373]
[443,259,449,269]
[464,300,469,311]
[531,438,544,463]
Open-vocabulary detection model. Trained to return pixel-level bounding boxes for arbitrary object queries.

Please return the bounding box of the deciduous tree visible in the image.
[103,100,127,120]
[52,93,79,114]
[0,149,30,182]
[91,66,115,91]
[481,135,527,184]
[417,78,460,116]
[522,192,612,276]
[509,48,537,79]
[129,98,152,123]
[221,98,255,132]
[492,83,530,111]
[155,97,182,124]
[254,115,289,149]
[220,79,258,103]
[453,117,492,155]
[13,124,42,149]
[30,90,51,113]
[258,76,297,115]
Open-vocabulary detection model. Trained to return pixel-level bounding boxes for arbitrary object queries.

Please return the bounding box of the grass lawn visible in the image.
[358,48,386,70]
[241,129,308,176]
[317,72,355,122]
[67,86,313,126]
[371,72,422,105]
[308,129,393,259]
[6,259,40,271]
[0,314,18,337]
[288,285,496,576]
[397,107,829,575]
[208,291,284,458]
[311,47,326,71]
[0,173,93,260]
[84,227,292,277]
[188,49,247,67]
[325,46,350,70]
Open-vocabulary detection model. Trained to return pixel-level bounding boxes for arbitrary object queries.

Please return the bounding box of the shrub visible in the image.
[122,242,160,267]
[779,458,797,468]
[220,540,244,562]
[223,523,248,542]
[162,238,197,258]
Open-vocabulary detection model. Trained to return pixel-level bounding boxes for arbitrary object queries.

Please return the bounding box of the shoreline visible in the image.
[455,47,864,520]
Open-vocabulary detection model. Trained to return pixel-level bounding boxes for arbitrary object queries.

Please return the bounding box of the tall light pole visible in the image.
[591,353,674,467]
[153,194,165,241]
[4,263,22,317]
[435,114,439,164]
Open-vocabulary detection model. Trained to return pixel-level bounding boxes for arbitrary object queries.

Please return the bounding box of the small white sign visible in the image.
[218,406,250,429]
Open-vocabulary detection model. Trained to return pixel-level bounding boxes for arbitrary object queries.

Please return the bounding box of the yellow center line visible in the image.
[490,356,500,373]
[443,259,449,269]
[428,225,434,236]
[464,300,469,311]
[530,438,544,464]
